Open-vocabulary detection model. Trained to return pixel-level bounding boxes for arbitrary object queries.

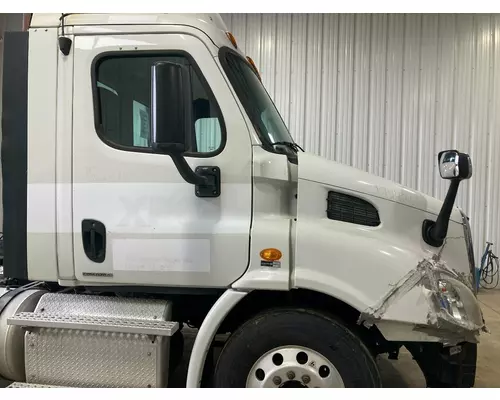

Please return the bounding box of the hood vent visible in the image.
[327,191,380,227]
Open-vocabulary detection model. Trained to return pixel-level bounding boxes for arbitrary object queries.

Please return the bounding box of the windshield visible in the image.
[219,48,296,155]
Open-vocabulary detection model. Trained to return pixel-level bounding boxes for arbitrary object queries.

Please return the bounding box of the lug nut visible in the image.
[273,376,282,386]
[302,375,311,385]
[287,371,295,380]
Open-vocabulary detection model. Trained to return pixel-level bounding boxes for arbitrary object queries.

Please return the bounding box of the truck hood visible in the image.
[298,152,462,223]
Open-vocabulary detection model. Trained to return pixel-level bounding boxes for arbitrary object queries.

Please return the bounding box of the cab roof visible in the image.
[30,14,236,50]
[30,13,227,31]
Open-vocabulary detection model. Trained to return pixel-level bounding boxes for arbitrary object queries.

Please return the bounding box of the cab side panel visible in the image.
[25,28,59,281]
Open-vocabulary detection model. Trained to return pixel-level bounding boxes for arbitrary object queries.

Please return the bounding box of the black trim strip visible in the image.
[0,286,28,314]
[1,31,29,280]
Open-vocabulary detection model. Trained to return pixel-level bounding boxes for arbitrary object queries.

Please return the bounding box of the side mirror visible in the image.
[422,149,473,247]
[438,150,472,180]
[150,61,221,198]
[151,61,192,155]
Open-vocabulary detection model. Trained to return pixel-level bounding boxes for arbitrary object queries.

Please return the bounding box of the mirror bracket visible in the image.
[160,152,221,198]
[168,154,205,186]
[194,166,221,198]
[422,219,445,247]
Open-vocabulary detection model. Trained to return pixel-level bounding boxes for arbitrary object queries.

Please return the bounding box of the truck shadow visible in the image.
[376,353,425,388]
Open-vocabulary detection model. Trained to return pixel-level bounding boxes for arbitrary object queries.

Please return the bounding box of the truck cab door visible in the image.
[71,32,252,288]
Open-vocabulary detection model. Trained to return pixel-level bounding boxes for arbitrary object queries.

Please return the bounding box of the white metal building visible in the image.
[222,13,500,264]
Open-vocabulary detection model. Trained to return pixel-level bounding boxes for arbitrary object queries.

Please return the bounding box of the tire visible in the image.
[213,308,381,388]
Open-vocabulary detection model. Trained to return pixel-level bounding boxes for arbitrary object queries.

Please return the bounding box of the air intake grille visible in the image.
[327,191,380,227]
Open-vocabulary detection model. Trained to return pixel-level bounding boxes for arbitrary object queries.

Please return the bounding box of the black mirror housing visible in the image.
[149,60,219,197]
[151,61,193,155]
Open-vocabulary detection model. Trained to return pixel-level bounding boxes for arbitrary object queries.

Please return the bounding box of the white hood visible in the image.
[298,152,462,223]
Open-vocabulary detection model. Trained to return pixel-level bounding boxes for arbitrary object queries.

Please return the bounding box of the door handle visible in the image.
[82,219,106,263]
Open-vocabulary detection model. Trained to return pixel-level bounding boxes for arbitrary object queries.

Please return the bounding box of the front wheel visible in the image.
[213,308,381,388]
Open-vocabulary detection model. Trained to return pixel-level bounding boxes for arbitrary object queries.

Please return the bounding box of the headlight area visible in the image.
[407,271,482,388]
[359,256,485,344]
[422,268,485,340]
[357,257,483,387]
[438,279,468,321]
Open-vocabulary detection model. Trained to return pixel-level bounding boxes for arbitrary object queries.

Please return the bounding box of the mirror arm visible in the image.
[422,179,460,247]
[170,155,208,186]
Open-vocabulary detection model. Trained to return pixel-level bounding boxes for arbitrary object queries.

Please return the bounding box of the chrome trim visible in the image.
[460,209,476,294]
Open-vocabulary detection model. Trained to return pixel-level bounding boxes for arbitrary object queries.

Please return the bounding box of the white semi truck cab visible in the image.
[0,13,485,388]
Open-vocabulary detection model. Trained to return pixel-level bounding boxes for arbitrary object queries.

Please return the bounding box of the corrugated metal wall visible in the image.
[223,13,500,265]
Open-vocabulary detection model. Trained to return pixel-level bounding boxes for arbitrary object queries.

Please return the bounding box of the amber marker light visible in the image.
[260,248,282,262]
[226,31,238,49]
[246,56,262,81]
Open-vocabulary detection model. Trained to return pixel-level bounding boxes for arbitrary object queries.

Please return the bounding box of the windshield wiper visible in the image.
[270,141,304,153]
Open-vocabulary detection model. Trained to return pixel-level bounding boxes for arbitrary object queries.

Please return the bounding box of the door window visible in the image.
[94,53,224,156]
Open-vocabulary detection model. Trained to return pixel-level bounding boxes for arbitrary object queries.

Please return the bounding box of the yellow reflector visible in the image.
[246,56,262,81]
[260,248,282,262]
[226,32,238,49]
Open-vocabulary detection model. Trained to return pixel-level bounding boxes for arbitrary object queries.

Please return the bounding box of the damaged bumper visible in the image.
[359,255,485,345]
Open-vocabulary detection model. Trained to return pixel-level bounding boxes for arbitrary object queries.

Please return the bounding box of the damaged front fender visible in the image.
[359,254,486,345]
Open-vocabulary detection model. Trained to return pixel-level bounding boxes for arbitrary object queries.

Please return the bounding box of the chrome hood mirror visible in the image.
[438,150,472,181]
[423,149,473,248]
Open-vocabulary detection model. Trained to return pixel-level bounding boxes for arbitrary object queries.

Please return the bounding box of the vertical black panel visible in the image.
[1,31,29,280]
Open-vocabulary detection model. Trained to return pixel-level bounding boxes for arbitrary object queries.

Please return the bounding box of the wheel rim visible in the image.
[246,345,345,388]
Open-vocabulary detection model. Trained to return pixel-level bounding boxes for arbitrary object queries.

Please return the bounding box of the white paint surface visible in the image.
[112,239,210,272]
[27,182,250,235]
[26,28,59,281]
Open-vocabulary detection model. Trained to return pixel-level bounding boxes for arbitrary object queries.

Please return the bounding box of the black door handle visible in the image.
[82,219,106,263]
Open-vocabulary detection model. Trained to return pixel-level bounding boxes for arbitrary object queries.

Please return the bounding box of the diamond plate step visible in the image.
[8,312,179,336]
[8,382,62,388]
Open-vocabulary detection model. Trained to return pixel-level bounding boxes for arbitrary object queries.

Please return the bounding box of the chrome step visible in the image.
[8,312,178,336]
